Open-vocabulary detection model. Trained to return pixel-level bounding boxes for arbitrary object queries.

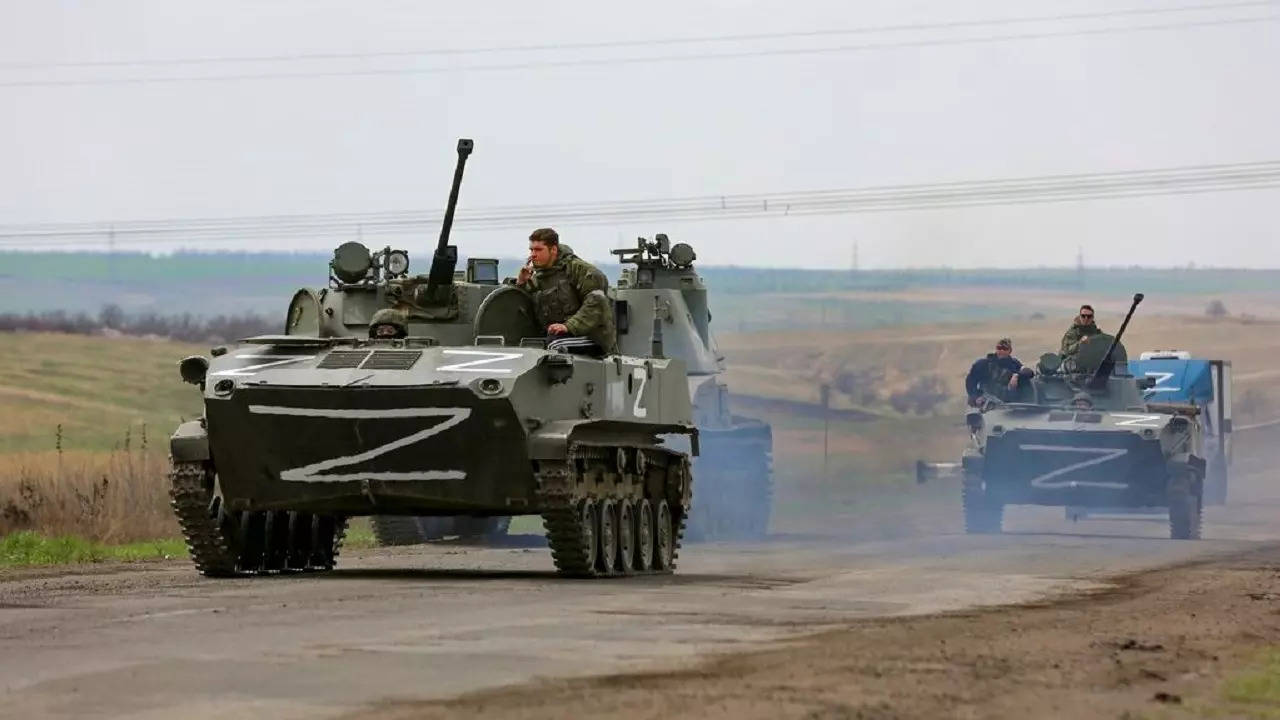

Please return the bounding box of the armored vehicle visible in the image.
[371,235,774,546]
[612,236,773,540]
[168,139,697,578]
[942,294,1207,539]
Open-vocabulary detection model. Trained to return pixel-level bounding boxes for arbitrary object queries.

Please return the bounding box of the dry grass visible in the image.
[0,444,178,543]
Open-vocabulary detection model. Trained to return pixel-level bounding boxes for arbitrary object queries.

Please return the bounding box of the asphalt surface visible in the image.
[2,443,1278,719]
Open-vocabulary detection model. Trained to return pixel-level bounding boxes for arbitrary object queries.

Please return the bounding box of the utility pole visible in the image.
[851,241,859,272]
[1076,245,1084,288]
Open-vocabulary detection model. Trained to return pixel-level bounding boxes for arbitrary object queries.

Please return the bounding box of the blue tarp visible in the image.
[1127,358,1215,404]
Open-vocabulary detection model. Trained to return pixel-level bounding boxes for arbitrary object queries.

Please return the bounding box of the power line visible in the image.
[2,161,1276,247]
[2,1,1270,71]
[2,13,1275,88]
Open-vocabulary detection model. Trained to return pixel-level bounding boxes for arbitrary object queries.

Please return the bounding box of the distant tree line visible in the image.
[0,304,279,343]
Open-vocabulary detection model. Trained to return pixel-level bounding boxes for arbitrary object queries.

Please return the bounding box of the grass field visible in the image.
[0,331,205,453]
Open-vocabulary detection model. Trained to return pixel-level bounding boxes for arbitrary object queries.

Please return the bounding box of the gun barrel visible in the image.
[426,138,473,296]
[1089,292,1144,387]
[436,138,474,255]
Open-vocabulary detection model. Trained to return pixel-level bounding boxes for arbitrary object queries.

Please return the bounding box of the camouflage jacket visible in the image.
[520,245,618,352]
[1060,321,1103,358]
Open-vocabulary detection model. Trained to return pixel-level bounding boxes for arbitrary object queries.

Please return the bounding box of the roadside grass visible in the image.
[0,530,186,567]
[0,447,177,542]
[1221,648,1280,716]
[343,519,378,549]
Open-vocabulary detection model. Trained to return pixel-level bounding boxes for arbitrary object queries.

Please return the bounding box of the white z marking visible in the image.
[1144,371,1179,393]
[210,354,315,377]
[436,350,523,374]
[631,367,649,418]
[1019,444,1129,489]
[1112,413,1163,427]
[248,406,470,482]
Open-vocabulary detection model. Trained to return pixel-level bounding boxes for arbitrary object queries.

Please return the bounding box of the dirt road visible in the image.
[1,485,1277,720]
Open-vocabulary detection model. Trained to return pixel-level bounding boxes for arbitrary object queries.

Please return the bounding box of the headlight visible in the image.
[386,250,410,276]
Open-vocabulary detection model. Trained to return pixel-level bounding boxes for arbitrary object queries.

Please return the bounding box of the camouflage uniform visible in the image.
[1060,321,1103,366]
[520,244,618,353]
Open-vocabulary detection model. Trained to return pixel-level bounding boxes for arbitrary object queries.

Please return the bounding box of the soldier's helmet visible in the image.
[368,308,409,339]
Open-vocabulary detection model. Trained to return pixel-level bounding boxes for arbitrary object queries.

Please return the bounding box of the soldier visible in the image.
[1060,304,1103,368]
[515,227,618,354]
[966,337,1034,405]
[368,308,408,339]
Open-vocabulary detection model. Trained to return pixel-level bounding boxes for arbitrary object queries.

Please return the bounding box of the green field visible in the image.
[0,332,205,453]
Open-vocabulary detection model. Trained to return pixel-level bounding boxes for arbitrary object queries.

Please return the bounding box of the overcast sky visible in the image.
[1,0,1277,269]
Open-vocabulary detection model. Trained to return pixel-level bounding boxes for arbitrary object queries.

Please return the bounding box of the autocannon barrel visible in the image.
[426,138,474,295]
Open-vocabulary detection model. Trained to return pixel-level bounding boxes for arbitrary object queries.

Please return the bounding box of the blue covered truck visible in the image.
[1128,352,1234,505]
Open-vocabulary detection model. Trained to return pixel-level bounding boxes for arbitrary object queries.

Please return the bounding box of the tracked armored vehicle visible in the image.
[372,235,774,546]
[942,294,1207,539]
[167,139,697,578]
[612,237,773,540]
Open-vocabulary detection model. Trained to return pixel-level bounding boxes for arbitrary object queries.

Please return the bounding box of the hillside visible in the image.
[0,332,205,453]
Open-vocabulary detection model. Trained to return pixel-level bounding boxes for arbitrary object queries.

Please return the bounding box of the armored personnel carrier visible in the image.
[936,294,1206,539]
[167,139,697,577]
[612,236,773,540]
[372,235,774,545]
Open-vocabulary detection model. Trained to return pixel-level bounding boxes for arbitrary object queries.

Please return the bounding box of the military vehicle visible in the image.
[369,235,774,545]
[167,138,697,578]
[612,236,773,540]
[922,294,1207,539]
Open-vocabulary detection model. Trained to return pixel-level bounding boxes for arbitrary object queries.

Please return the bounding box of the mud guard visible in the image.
[169,420,210,462]
[527,419,697,460]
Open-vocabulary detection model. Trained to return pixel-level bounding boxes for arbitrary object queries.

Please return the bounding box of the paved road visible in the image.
[3,477,1278,720]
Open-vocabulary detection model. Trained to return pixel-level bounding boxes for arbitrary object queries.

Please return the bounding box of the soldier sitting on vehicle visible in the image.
[514,227,618,355]
[368,308,408,339]
[1060,304,1103,372]
[966,337,1035,405]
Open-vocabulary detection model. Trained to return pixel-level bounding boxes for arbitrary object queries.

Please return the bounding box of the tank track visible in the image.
[169,460,347,577]
[1167,467,1203,540]
[539,447,688,578]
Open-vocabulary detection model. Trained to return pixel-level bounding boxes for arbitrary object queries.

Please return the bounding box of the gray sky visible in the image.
[1,0,1277,269]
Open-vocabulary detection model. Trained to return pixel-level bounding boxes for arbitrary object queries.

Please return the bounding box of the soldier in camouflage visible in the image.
[1060,304,1103,370]
[515,227,618,354]
[368,308,409,339]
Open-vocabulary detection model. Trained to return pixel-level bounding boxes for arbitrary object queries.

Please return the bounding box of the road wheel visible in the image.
[1168,468,1203,540]
[597,499,618,575]
[616,500,635,575]
[654,499,675,570]
[962,474,1003,534]
[634,499,654,572]
[579,500,599,572]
